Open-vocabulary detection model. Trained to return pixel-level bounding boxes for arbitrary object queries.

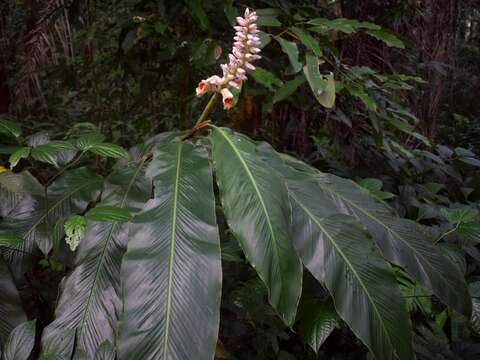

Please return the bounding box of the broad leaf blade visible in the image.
[41,163,151,357]
[209,127,302,325]
[2,320,36,360]
[298,299,338,354]
[312,172,472,316]
[258,145,413,360]
[85,205,132,222]
[290,209,413,360]
[118,141,221,360]
[0,168,102,256]
[89,143,129,159]
[0,258,27,346]
[276,37,302,73]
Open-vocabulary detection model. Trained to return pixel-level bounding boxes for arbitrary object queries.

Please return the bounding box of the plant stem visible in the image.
[46,150,87,188]
[180,93,220,141]
[194,92,219,128]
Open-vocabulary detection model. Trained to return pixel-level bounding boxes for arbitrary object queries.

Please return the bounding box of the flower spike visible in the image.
[195,8,262,110]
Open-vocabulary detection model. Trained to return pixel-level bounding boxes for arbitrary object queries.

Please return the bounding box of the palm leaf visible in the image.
[209,127,303,326]
[118,141,221,360]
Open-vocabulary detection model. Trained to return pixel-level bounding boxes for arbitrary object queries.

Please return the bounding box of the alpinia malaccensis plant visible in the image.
[0,8,473,360]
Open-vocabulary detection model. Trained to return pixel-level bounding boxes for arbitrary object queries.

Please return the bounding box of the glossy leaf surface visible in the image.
[41,162,151,357]
[118,141,221,360]
[209,127,302,326]
[258,144,413,359]
[2,320,36,360]
[1,168,102,256]
[0,258,27,346]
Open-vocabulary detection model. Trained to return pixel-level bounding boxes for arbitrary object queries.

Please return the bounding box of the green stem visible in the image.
[195,92,219,127]
[46,150,87,188]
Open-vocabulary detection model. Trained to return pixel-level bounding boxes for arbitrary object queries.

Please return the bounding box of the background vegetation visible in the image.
[0,0,480,359]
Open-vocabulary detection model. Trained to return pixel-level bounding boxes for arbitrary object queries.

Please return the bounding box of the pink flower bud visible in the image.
[236,17,247,26]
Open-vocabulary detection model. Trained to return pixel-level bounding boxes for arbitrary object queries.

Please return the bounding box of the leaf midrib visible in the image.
[213,127,283,288]
[23,178,100,240]
[316,178,438,274]
[77,162,144,340]
[162,142,182,360]
[289,193,394,355]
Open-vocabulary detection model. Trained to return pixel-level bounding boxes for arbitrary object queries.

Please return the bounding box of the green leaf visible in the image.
[357,178,395,200]
[283,161,471,316]
[223,0,237,26]
[444,208,478,224]
[8,147,30,169]
[273,74,306,103]
[2,320,36,360]
[31,144,60,167]
[118,141,221,359]
[0,119,21,138]
[89,143,129,159]
[298,299,338,354]
[366,29,405,48]
[258,31,271,49]
[0,258,27,346]
[316,72,336,109]
[303,53,326,97]
[258,146,413,360]
[1,168,102,257]
[0,170,43,218]
[48,140,76,150]
[470,282,480,335]
[257,16,281,27]
[0,233,24,247]
[458,222,480,245]
[74,133,105,151]
[185,0,210,31]
[94,341,115,360]
[346,83,377,111]
[291,27,322,57]
[250,67,284,91]
[41,162,151,358]
[85,205,132,222]
[209,127,302,326]
[276,37,302,73]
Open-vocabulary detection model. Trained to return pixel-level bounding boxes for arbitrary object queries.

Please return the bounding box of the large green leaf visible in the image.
[258,145,413,360]
[0,170,42,218]
[0,258,27,347]
[118,141,221,360]
[259,143,471,315]
[298,298,338,354]
[308,171,471,316]
[0,168,102,257]
[41,163,151,358]
[2,320,36,360]
[209,127,302,325]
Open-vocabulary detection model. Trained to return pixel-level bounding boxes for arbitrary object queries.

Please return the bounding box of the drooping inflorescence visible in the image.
[196,8,261,110]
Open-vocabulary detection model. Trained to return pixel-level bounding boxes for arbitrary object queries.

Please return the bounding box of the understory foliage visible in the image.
[1,1,480,360]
